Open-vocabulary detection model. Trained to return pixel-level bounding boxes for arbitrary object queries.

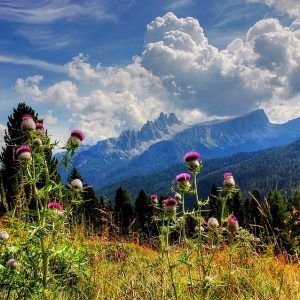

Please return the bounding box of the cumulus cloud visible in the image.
[15,13,300,142]
[16,56,170,142]
[248,0,300,17]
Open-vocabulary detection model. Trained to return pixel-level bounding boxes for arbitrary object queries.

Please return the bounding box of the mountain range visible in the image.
[60,109,300,194]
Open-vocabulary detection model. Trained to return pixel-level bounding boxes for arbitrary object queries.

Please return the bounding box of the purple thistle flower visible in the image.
[183,151,200,162]
[71,130,85,142]
[36,123,44,129]
[22,114,33,120]
[227,215,239,232]
[162,197,177,206]
[48,202,63,210]
[224,172,233,179]
[16,145,31,156]
[223,172,235,188]
[176,173,191,181]
[151,194,158,200]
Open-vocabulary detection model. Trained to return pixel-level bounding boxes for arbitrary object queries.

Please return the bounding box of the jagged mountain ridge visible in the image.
[63,109,300,189]
[97,138,300,202]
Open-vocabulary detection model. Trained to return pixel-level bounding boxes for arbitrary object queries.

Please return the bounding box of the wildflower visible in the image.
[223,172,235,188]
[162,197,177,213]
[21,114,35,131]
[150,194,158,204]
[0,230,9,240]
[68,129,85,149]
[176,173,192,191]
[6,258,17,268]
[48,202,63,210]
[70,179,83,190]
[16,145,32,162]
[32,137,43,147]
[227,216,239,232]
[36,122,45,135]
[207,217,219,230]
[183,151,201,172]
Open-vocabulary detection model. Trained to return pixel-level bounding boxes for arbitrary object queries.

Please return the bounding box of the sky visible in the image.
[0,0,300,147]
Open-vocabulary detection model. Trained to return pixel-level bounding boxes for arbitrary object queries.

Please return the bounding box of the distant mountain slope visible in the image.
[62,109,300,189]
[97,139,300,202]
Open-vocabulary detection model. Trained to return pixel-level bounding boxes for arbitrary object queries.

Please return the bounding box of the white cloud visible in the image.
[0,124,6,150]
[141,13,300,118]
[15,13,300,142]
[0,54,66,73]
[248,0,300,17]
[0,0,116,24]
[41,111,58,125]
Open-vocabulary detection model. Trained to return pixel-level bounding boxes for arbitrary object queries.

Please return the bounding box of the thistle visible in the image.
[21,114,35,131]
[16,145,32,162]
[183,151,201,172]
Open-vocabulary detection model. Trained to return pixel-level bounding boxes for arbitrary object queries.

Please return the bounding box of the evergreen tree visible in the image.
[208,184,221,218]
[268,190,290,230]
[135,189,150,232]
[227,187,244,226]
[114,187,135,233]
[0,102,58,213]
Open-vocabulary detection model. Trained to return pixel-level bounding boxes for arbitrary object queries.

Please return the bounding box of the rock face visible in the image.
[61,109,300,189]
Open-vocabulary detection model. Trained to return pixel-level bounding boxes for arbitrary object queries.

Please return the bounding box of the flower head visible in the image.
[16,145,31,156]
[151,194,158,200]
[0,230,9,240]
[207,217,219,230]
[223,172,235,188]
[162,197,177,206]
[70,179,83,190]
[224,172,233,179]
[183,151,200,162]
[36,123,44,130]
[71,130,85,142]
[227,215,239,232]
[176,173,191,181]
[48,202,63,210]
[22,114,33,120]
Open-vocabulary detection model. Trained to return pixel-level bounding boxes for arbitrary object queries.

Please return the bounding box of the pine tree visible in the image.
[0,102,59,213]
[114,187,135,234]
[135,189,150,232]
[208,184,221,218]
[268,190,290,230]
[227,187,244,226]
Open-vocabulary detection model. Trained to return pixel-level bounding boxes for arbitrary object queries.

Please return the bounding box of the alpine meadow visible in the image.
[1,1,300,299]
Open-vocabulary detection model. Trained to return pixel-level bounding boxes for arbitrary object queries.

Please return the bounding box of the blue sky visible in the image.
[0,0,300,146]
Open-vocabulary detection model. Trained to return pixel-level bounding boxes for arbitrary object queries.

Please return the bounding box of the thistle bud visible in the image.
[150,194,158,205]
[68,130,84,149]
[70,179,83,190]
[227,216,239,232]
[162,197,177,213]
[32,138,43,147]
[223,172,235,188]
[176,173,192,191]
[21,114,35,131]
[207,217,219,230]
[36,123,45,136]
[174,193,182,201]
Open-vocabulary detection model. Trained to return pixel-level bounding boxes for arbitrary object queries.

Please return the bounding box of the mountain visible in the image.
[62,109,300,190]
[97,138,300,203]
